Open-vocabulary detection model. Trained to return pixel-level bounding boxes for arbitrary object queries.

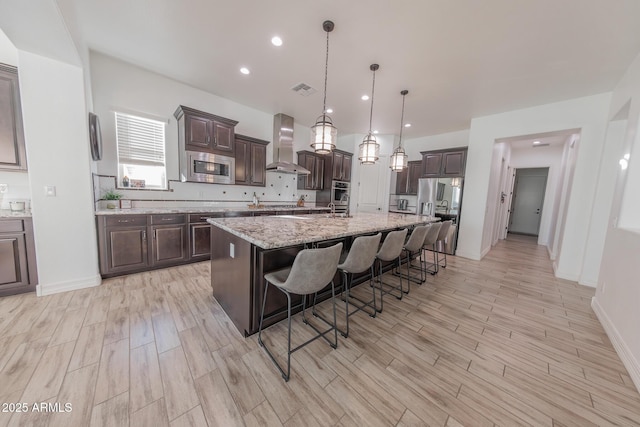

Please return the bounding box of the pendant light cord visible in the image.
[368,68,376,133]
[322,30,330,116]
[398,92,406,148]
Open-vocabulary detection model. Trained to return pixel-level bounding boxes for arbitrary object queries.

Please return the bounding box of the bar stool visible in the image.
[334,233,382,338]
[395,225,430,291]
[258,242,342,381]
[422,222,442,275]
[374,228,408,312]
[427,220,452,273]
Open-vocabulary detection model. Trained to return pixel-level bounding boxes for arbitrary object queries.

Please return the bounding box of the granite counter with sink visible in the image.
[95,205,330,216]
[208,212,438,335]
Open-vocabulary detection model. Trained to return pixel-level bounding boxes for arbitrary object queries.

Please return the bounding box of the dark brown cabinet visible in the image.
[297,151,325,190]
[0,218,37,296]
[0,64,27,171]
[328,150,352,181]
[420,148,467,177]
[174,105,238,155]
[396,161,422,194]
[150,215,188,266]
[188,213,224,260]
[235,134,269,187]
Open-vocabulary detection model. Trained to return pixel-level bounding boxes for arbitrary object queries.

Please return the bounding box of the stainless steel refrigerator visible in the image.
[416,178,438,216]
[417,177,459,255]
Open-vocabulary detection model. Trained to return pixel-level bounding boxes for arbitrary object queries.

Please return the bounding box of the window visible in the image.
[115,112,166,189]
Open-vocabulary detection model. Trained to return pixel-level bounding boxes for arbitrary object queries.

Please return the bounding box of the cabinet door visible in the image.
[332,152,344,180]
[0,233,29,290]
[395,167,409,194]
[190,223,211,260]
[422,152,443,177]
[304,154,316,190]
[151,224,188,266]
[0,65,27,171]
[314,156,325,190]
[106,227,148,273]
[212,121,234,152]
[442,151,466,176]
[250,142,267,186]
[234,138,249,185]
[185,114,211,151]
[407,161,422,194]
[342,154,352,181]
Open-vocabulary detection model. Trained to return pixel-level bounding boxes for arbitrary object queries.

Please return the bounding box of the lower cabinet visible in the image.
[188,213,224,261]
[0,218,38,296]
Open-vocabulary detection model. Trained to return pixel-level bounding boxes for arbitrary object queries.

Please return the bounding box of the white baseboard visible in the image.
[454,249,481,261]
[554,268,579,282]
[591,297,640,394]
[547,245,556,260]
[481,246,491,259]
[36,274,102,296]
[578,277,598,288]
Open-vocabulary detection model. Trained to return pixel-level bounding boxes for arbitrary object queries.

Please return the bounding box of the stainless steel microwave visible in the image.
[182,151,235,184]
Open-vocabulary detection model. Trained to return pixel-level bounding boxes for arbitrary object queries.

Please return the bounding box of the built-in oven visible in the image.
[331,181,350,213]
[183,151,235,184]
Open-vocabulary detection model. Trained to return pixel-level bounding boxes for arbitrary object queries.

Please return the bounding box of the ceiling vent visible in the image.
[532,143,550,147]
[291,82,317,96]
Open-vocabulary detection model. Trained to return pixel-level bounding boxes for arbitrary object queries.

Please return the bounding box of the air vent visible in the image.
[291,82,317,96]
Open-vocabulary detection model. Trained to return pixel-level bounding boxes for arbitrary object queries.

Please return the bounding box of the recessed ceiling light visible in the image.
[325,108,333,114]
[271,36,283,47]
[361,95,369,101]
[404,123,411,128]
[240,67,250,75]
[533,140,541,145]
[373,130,379,134]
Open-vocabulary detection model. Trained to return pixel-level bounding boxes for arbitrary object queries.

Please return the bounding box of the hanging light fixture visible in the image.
[390,90,409,171]
[310,20,337,154]
[451,177,461,187]
[358,64,380,164]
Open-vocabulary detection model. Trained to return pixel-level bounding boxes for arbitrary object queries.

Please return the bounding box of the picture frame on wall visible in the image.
[89,112,102,161]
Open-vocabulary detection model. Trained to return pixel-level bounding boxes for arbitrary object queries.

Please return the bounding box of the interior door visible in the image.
[509,169,548,235]
[357,155,389,213]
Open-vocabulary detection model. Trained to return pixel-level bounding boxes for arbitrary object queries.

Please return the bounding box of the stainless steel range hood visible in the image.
[266,113,311,175]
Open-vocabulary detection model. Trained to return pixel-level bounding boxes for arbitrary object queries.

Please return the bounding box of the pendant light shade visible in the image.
[358,64,380,164]
[390,90,409,171]
[311,20,337,154]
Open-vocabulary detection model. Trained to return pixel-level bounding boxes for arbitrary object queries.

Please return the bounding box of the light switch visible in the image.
[45,186,56,197]
[229,243,235,258]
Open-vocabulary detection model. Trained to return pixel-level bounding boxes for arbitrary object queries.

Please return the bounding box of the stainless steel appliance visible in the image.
[182,151,235,184]
[397,199,408,210]
[331,181,350,213]
[265,113,311,175]
[416,178,438,216]
[417,177,463,255]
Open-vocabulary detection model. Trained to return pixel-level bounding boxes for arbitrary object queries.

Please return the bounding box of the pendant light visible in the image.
[358,64,380,164]
[390,90,409,171]
[310,20,337,154]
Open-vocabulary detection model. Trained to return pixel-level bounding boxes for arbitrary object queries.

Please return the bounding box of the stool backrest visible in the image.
[280,243,343,294]
[437,220,452,241]
[339,233,382,274]
[377,229,408,261]
[423,222,442,246]
[404,225,429,252]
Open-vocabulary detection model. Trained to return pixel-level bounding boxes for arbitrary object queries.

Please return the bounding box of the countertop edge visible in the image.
[95,206,331,216]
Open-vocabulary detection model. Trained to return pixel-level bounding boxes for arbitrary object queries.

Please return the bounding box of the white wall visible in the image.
[593,50,640,393]
[18,51,100,295]
[457,94,611,286]
[0,27,17,65]
[90,52,317,207]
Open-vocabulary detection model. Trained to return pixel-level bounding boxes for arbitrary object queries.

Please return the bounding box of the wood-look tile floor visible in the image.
[1,234,639,426]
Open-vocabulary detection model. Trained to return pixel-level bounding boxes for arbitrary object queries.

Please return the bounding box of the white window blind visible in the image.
[116,112,166,167]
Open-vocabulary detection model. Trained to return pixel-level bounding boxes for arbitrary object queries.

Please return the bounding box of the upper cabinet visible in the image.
[0,64,27,171]
[297,150,325,190]
[174,105,238,155]
[396,161,422,195]
[420,148,467,177]
[235,134,269,187]
[326,150,352,182]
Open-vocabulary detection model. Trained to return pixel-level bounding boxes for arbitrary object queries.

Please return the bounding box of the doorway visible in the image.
[356,155,389,213]
[508,168,548,236]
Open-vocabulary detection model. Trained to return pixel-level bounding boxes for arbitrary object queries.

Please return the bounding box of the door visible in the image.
[250,142,266,186]
[190,223,211,259]
[107,227,148,272]
[151,225,188,266]
[357,155,389,213]
[509,168,548,235]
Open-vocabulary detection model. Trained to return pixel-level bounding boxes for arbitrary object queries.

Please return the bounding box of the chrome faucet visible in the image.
[440,199,449,213]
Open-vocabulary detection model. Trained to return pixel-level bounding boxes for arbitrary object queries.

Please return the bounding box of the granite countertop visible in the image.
[95,206,330,216]
[208,212,439,249]
[0,209,32,218]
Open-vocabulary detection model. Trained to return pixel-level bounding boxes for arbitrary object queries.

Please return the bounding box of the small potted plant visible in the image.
[102,189,122,209]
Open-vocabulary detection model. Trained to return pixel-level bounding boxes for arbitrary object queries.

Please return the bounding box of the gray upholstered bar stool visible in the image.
[334,232,382,338]
[258,242,342,381]
[374,228,408,312]
[395,225,430,291]
[422,221,442,275]
[428,220,452,273]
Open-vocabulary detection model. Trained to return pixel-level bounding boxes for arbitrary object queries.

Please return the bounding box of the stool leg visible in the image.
[376,259,384,313]
[285,292,292,381]
[331,281,338,349]
[342,271,350,338]
[257,281,269,348]
[258,282,293,381]
[369,265,377,317]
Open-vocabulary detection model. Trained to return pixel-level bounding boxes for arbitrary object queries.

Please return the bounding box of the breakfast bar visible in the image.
[208,212,436,336]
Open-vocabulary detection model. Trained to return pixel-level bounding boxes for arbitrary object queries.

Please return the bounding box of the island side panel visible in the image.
[211,226,252,335]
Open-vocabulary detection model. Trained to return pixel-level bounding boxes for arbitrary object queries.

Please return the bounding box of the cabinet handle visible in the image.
[207,135,210,144]
[160,217,173,221]
[117,219,132,223]
[142,230,146,240]
[154,230,157,239]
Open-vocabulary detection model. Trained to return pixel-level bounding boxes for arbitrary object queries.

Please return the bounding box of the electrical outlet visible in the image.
[44,186,56,197]
[0,184,7,194]
[229,243,235,258]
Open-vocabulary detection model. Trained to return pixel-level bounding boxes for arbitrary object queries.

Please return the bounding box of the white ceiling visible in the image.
[68,0,640,138]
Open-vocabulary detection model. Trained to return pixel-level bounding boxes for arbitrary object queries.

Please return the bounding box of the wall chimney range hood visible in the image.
[266,113,311,175]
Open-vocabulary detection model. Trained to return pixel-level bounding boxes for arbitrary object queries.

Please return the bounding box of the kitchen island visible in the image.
[208,212,437,336]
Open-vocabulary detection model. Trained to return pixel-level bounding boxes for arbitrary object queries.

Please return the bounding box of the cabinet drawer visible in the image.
[189,213,224,223]
[104,215,148,227]
[150,214,186,225]
[0,220,24,233]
